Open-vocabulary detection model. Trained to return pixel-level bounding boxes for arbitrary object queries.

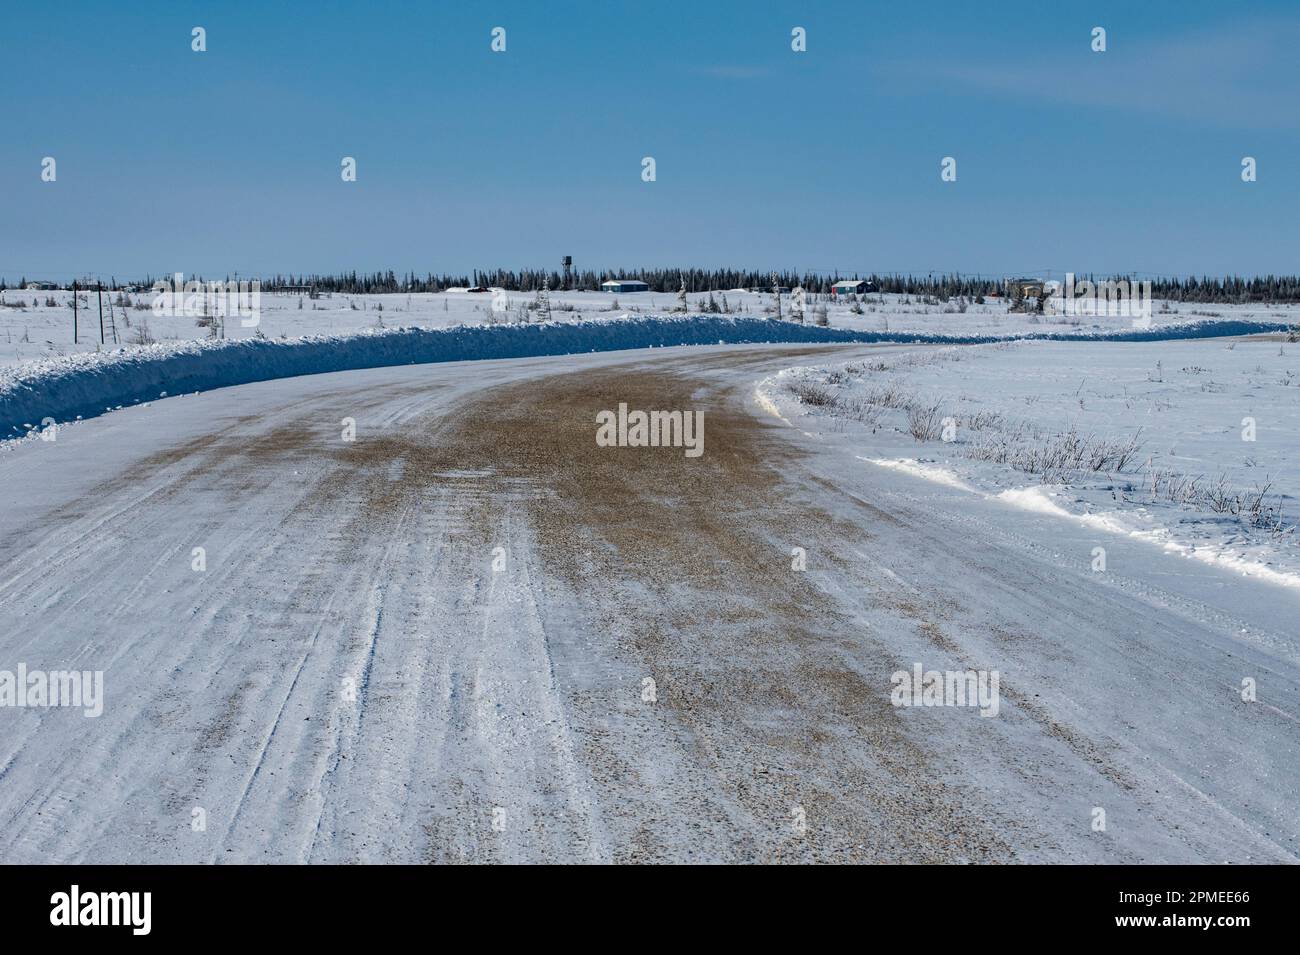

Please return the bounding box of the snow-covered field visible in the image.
[763,335,1300,592]
[2,285,1296,368]
[3,286,1294,442]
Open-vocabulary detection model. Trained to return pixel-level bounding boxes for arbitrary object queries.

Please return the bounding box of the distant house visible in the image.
[25,281,57,291]
[601,279,649,294]
[1005,277,1047,312]
[831,279,875,296]
[1005,278,1045,298]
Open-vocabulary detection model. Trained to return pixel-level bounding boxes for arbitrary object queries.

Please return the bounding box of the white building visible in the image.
[831,279,875,297]
[600,279,649,293]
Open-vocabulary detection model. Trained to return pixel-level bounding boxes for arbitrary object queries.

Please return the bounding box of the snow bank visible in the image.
[2,315,1290,436]
[768,338,1300,591]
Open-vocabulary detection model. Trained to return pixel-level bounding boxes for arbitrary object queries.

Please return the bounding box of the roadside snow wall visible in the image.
[1,315,1289,436]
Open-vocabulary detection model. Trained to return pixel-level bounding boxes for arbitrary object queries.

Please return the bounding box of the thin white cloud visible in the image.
[876,17,1300,129]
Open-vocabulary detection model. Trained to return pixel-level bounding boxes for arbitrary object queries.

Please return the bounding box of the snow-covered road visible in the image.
[1,344,1296,863]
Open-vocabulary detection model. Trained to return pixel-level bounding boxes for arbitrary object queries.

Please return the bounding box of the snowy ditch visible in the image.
[761,337,1300,589]
[1,314,1289,441]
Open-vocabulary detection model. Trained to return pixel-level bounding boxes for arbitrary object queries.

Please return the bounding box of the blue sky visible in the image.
[2,0,1296,281]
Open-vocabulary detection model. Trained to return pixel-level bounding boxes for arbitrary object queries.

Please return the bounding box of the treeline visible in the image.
[249,269,1300,303]
[248,268,1015,296]
[1147,275,1300,304]
[6,270,1300,303]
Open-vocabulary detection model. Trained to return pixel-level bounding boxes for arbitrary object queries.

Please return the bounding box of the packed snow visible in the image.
[3,343,1295,862]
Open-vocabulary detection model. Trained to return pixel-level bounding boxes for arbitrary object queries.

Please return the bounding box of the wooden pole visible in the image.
[97,283,105,345]
[72,280,78,344]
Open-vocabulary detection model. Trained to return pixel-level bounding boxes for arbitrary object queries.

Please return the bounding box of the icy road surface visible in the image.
[0,344,1296,863]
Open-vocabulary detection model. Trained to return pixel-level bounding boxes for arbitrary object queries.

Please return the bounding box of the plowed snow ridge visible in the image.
[2,315,1288,437]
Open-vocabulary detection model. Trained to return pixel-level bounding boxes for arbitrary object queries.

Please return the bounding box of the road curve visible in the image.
[0,344,1296,863]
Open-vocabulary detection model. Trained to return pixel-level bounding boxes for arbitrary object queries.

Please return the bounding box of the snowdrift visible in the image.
[1,315,1289,437]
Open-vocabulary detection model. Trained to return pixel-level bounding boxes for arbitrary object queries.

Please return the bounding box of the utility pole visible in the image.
[72,280,78,344]
[97,283,105,345]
